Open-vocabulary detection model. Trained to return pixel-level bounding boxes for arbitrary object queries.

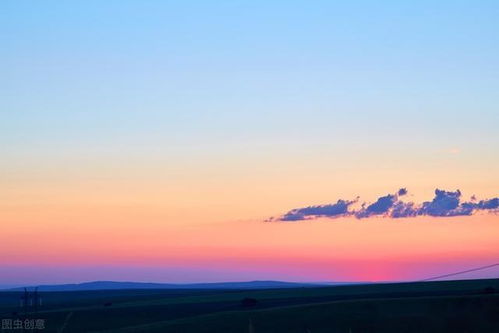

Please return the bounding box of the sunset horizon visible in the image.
[2,0,498,287]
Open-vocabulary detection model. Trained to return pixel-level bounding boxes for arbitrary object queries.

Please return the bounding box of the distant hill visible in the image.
[5,280,340,292]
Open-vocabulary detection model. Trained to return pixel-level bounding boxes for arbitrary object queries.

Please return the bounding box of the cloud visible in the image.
[278,199,355,221]
[477,198,499,209]
[417,189,472,217]
[391,201,418,218]
[355,188,411,218]
[447,147,461,154]
[355,194,397,218]
[270,188,498,222]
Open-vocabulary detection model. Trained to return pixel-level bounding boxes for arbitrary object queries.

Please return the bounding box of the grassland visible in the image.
[1,278,498,332]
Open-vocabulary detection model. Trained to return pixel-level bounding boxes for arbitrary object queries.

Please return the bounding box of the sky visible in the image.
[1,0,498,285]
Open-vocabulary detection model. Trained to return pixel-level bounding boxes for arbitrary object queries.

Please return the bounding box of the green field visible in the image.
[1,278,498,332]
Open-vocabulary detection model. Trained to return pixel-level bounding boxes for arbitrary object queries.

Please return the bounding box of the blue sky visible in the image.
[2,1,498,154]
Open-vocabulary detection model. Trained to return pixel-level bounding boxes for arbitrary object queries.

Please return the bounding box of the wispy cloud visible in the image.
[446,147,461,154]
[267,199,356,222]
[269,189,498,222]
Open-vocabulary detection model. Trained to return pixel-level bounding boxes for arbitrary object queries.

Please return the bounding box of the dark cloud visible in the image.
[391,201,417,218]
[389,189,484,218]
[270,188,498,222]
[355,194,396,218]
[280,212,306,221]
[477,198,499,210]
[277,200,355,222]
[355,188,409,218]
[418,189,471,217]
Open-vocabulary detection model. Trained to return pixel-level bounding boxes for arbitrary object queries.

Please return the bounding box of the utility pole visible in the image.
[33,288,38,315]
[22,288,28,318]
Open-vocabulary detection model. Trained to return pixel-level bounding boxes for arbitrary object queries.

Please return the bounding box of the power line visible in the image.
[420,262,499,282]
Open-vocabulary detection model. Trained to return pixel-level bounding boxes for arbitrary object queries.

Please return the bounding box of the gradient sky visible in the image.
[1,0,498,285]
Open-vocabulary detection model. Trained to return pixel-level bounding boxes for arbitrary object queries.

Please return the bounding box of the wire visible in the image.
[420,262,499,282]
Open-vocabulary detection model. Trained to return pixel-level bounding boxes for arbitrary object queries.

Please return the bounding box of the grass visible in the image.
[0,278,498,332]
[111,294,499,333]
